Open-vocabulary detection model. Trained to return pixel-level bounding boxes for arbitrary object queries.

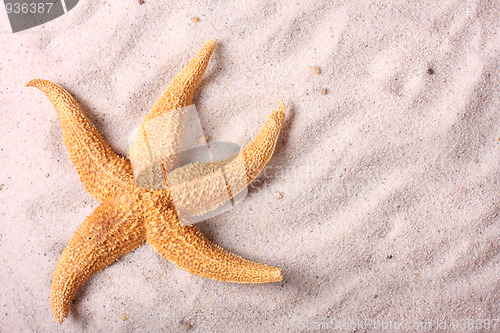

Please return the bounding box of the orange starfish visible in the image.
[27,39,285,324]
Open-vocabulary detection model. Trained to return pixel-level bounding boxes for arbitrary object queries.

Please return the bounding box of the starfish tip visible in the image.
[268,100,286,125]
[26,79,39,87]
[277,100,286,114]
[203,39,217,53]
[273,268,284,282]
[53,309,66,324]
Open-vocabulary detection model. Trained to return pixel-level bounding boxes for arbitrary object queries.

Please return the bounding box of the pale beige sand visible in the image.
[1,0,499,331]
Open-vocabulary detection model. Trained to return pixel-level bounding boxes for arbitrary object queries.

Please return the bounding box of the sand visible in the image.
[1,0,499,331]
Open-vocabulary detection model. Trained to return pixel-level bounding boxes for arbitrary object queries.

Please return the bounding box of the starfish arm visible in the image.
[144,39,216,121]
[144,195,282,283]
[129,40,217,176]
[27,79,136,201]
[51,197,145,323]
[161,101,286,217]
[240,100,286,182]
[168,100,286,185]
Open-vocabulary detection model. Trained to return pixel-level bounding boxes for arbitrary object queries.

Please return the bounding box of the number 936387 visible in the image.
[5,2,53,14]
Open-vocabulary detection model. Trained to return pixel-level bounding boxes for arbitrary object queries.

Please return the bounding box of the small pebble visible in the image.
[310,66,321,75]
[321,88,328,95]
[274,192,283,200]
[46,173,50,178]
[191,17,200,23]
[181,320,192,330]
[427,67,435,75]
[120,313,128,321]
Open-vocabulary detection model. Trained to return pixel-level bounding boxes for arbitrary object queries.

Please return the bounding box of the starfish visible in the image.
[27,39,285,324]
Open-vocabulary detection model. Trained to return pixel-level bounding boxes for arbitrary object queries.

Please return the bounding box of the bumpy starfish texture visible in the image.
[27,39,285,324]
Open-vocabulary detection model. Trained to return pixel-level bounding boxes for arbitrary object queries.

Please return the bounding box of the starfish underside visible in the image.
[27,39,285,323]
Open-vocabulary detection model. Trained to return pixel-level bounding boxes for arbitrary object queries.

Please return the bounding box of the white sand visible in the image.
[1,0,499,331]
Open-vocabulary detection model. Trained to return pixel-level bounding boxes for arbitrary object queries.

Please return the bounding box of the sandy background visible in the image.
[1,0,499,332]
